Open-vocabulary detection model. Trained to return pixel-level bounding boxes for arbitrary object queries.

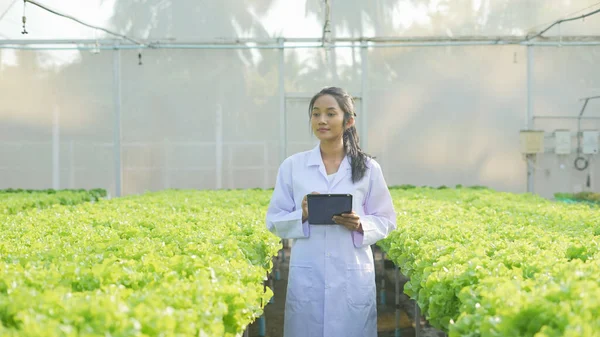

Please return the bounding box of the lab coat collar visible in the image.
[307,144,351,188]
[307,144,323,167]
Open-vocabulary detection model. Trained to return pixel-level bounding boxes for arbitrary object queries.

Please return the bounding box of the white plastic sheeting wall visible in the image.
[2,0,600,40]
[1,0,600,198]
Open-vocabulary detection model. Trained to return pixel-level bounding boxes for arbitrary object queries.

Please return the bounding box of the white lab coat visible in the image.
[266,144,397,337]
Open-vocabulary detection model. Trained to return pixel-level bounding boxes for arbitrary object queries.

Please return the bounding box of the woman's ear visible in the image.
[346,116,355,129]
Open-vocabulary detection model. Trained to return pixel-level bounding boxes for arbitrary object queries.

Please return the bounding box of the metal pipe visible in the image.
[576,96,600,154]
[263,141,269,189]
[360,41,369,151]
[533,116,600,120]
[52,105,60,189]
[527,46,534,130]
[112,46,122,197]
[4,35,600,45]
[590,157,595,190]
[415,294,421,337]
[258,316,266,336]
[274,251,281,281]
[163,140,170,189]
[380,251,386,305]
[526,45,534,193]
[395,264,401,337]
[259,273,267,337]
[215,104,223,189]
[278,38,286,163]
[161,40,600,47]
[269,272,274,304]
[69,141,74,188]
[578,99,590,153]
[3,40,600,51]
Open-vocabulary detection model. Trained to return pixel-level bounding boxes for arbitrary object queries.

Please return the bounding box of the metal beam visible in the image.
[533,116,600,120]
[5,41,600,51]
[3,35,600,49]
[285,92,362,99]
[4,35,600,44]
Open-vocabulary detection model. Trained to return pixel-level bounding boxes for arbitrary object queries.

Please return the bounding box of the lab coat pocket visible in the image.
[346,263,375,307]
[287,264,314,307]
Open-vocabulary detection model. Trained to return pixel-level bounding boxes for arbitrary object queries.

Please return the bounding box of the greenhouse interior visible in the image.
[1,1,600,337]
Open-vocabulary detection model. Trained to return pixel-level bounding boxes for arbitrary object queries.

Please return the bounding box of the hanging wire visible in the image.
[524,1,600,34]
[525,6,600,41]
[21,0,28,34]
[22,0,145,47]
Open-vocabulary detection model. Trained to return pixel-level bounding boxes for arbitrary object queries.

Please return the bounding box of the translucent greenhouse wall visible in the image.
[1,0,600,198]
[2,0,600,40]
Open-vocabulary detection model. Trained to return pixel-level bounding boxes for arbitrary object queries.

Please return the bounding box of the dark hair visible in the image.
[308,87,372,183]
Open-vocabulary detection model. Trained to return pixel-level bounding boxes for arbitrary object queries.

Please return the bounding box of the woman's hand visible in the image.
[302,192,320,223]
[333,211,363,233]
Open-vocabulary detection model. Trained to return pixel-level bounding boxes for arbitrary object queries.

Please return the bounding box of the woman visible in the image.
[266,87,397,337]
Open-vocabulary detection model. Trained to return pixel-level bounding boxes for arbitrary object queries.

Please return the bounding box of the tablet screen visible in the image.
[307,194,353,225]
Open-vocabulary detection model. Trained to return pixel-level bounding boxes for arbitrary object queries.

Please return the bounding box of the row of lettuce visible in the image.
[0,189,280,337]
[0,189,107,215]
[379,187,600,337]
[3,187,599,336]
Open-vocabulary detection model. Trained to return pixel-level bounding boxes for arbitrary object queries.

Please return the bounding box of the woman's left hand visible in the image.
[333,211,363,233]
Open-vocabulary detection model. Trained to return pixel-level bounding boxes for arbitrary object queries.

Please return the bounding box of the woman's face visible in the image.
[310,94,353,142]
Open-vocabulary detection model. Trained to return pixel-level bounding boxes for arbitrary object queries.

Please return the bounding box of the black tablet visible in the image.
[307,194,353,225]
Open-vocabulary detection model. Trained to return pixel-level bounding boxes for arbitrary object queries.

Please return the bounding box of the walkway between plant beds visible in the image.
[247,244,447,337]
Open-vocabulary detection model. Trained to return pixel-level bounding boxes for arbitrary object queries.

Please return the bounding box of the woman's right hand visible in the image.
[302,192,320,223]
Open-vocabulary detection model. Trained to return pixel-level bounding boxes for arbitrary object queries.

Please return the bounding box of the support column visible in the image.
[52,105,60,189]
[216,104,223,189]
[278,38,286,163]
[360,41,369,151]
[526,45,534,193]
[113,47,123,197]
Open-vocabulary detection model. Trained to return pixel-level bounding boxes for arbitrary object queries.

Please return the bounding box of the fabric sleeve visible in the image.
[266,158,310,239]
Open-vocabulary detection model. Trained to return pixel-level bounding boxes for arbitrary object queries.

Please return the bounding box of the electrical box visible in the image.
[554,130,571,154]
[520,130,545,154]
[582,130,599,154]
